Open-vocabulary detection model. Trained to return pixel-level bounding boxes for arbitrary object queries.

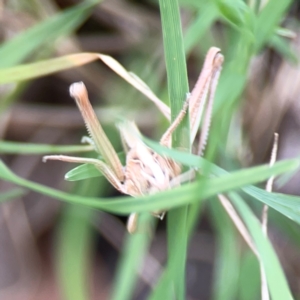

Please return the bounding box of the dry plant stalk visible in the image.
[260,132,279,300]
[218,133,279,300]
[262,132,279,235]
[43,47,224,233]
[218,194,258,256]
[218,193,269,300]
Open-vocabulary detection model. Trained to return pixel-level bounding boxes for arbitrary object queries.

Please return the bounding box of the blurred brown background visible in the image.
[1,0,300,299]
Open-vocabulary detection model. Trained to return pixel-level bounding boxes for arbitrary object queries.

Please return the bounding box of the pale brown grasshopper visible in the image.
[43,47,224,233]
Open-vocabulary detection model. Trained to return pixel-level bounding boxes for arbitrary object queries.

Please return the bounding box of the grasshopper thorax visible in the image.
[124,144,181,197]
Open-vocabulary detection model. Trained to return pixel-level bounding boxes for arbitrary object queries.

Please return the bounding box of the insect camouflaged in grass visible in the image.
[43,47,224,233]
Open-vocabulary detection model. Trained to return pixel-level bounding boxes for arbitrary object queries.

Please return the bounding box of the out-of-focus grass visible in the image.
[158,1,189,299]
[56,180,97,300]
[0,0,299,299]
[0,0,101,68]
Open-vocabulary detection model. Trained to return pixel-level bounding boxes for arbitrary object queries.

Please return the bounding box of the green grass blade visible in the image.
[148,269,173,300]
[56,176,107,300]
[0,53,99,83]
[111,213,154,300]
[269,34,298,64]
[159,0,190,298]
[184,3,219,54]
[159,0,189,147]
[144,137,222,172]
[0,140,93,154]
[65,152,125,181]
[230,192,294,300]
[255,0,293,51]
[237,251,260,300]
[56,205,94,300]
[0,0,100,68]
[214,0,253,29]
[144,137,300,224]
[210,200,240,300]
[243,186,300,225]
[65,164,102,181]
[0,158,297,214]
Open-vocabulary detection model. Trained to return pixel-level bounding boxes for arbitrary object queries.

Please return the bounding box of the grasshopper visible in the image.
[43,47,223,233]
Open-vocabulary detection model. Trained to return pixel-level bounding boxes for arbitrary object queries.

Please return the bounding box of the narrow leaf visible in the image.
[0,0,100,68]
[0,158,297,215]
[230,192,294,300]
[0,140,93,154]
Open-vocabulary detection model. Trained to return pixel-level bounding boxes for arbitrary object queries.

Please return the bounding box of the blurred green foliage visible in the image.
[0,0,299,299]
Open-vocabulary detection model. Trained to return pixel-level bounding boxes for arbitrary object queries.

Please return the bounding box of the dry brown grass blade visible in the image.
[1,52,170,120]
[218,194,270,299]
[98,54,171,120]
[262,132,279,235]
[260,132,279,300]
[218,194,258,256]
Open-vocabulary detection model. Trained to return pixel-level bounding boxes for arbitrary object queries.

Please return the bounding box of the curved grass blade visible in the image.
[0,158,297,214]
[0,53,170,120]
[143,138,300,224]
[0,53,100,83]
